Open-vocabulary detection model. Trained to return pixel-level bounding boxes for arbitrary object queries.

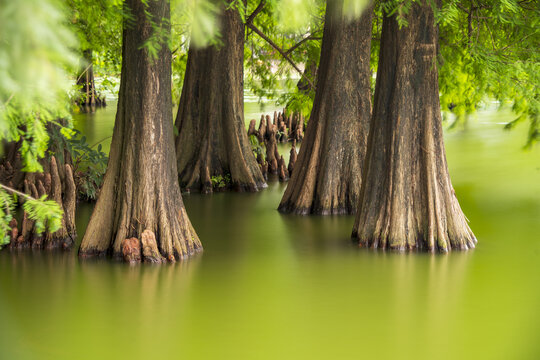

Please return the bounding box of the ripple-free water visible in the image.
[0,99,539,360]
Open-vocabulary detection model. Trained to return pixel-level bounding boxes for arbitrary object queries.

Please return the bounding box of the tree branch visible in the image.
[246,0,265,26]
[284,34,321,56]
[246,23,315,90]
[0,183,38,201]
[76,63,93,83]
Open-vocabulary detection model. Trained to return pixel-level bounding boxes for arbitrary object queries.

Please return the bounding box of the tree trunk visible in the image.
[351,1,476,252]
[278,0,372,215]
[76,49,105,112]
[175,3,265,193]
[296,57,317,94]
[79,0,201,262]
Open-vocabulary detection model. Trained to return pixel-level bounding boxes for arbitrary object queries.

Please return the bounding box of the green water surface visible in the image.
[0,99,539,360]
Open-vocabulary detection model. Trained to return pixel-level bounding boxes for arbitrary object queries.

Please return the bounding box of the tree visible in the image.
[79,0,201,262]
[436,0,539,147]
[174,1,266,193]
[278,0,373,215]
[244,0,324,119]
[68,0,123,111]
[352,0,476,252]
[0,0,76,248]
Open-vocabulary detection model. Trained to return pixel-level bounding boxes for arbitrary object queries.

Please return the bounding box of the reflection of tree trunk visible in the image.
[76,49,106,112]
[175,3,265,193]
[279,0,372,215]
[352,1,476,252]
[79,0,201,262]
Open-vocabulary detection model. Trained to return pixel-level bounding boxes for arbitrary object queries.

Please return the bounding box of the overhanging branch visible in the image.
[246,23,315,90]
[246,0,266,26]
[284,34,321,56]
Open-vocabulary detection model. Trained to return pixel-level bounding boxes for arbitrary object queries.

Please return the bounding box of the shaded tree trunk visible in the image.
[76,49,106,112]
[278,0,373,215]
[296,57,317,94]
[351,1,476,252]
[175,2,265,193]
[79,0,201,262]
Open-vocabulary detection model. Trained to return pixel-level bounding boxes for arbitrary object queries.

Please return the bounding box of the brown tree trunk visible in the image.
[296,58,317,94]
[79,0,201,262]
[351,1,476,252]
[278,0,373,215]
[76,49,105,111]
[175,2,265,193]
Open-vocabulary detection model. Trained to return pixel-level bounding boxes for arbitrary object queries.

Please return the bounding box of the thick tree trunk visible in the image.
[79,0,201,262]
[278,0,372,215]
[175,3,265,193]
[351,1,476,252]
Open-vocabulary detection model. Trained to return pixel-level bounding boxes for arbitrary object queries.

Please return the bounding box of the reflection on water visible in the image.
[1,102,539,359]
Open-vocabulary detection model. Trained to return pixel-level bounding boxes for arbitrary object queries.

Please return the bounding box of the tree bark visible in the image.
[175,2,265,193]
[79,0,201,261]
[351,1,476,252]
[278,0,373,215]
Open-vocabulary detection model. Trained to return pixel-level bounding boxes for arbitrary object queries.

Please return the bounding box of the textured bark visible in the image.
[288,141,297,175]
[264,122,279,174]
[45,156,70,249]
[288,113,304,143]
[79,0,201,261]
[63,164,77,241]
[248,119,257,137]
[2,121,78,248]
[175,3,265,193]
[351,1,476,252]
[278,156,289,182]
[122,237,141,263]
[279,0,373,215]
[5,155,77,250]
[257,115,266,143]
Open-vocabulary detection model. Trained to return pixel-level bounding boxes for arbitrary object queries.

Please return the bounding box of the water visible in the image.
[0,99,539,360]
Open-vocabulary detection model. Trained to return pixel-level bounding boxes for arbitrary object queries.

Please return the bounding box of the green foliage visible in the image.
[0,0,77,170]
[48,126,108,200]
[0,190,15,248]
[69,133,108,200]
[67,0,123,55]
[210,174,232,189]
[0,189,63,249]
[249,134,264,157]
[276,0,317,31]
[244,0,324,118]
[380,0,414,28]
[23,197,63,235]
[0,0,77,248]
[278,87,314,119]
[175,0,220,48]
[0,0,77,117]
[436,0,539,147]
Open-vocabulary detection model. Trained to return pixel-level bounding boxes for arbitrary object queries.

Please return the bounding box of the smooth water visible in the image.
[0,100,539,360]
